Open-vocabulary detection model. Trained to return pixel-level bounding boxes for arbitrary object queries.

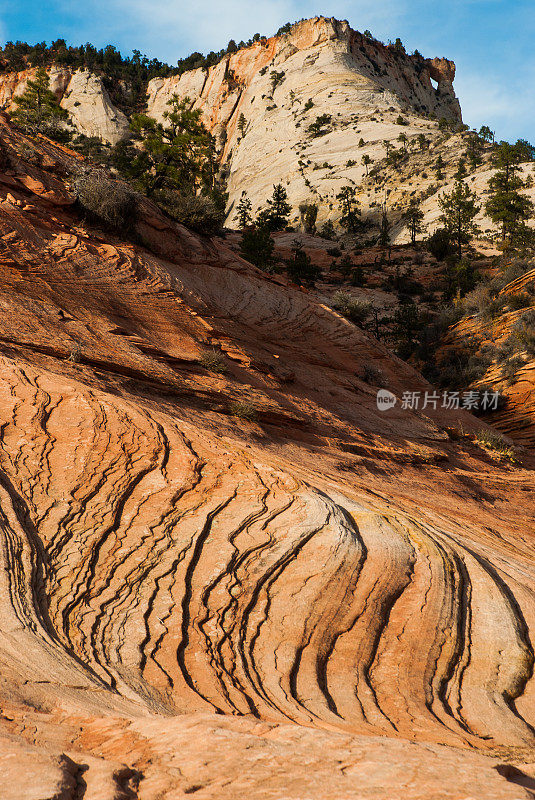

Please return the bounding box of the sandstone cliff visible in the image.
[0,117,534,799]
[0,65,129,144]
[146,17,462,226]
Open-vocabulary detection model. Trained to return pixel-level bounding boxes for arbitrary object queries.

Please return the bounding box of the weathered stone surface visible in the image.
[0,66,129,144]
[0,110,533,800]
[147,17,462,226]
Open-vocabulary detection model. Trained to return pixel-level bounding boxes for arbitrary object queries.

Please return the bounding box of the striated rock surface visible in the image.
[0,119,534,799]
[0,66,129,144]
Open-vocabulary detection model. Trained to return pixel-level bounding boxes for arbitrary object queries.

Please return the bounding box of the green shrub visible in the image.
[511,309,535,355]
[507,292,533,310]
[156,192,224,235]
[475,429,516,462]
[331,292,372,324]
[427,227,454,261]
[500,355,526,385]
[200,349,228,374]
[229,400,258,420]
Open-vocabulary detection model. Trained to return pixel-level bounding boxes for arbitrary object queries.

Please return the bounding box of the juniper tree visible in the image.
[240,223,275,270]
[438,179,480,259]
[11,67,69,139]
[287,239,321,286]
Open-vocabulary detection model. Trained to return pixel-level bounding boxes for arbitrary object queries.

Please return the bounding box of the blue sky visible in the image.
[1,0,533,141]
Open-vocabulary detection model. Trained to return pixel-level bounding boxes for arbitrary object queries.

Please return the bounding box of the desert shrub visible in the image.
[199,349,228,374]
[427,343,492,390]
[156,192,224,235]
[331,292,372,324]
[507,292,533,310]
[511,309,535,355]
[362,363,387,387]
[73,170,138,231]
[500,355,526,385]
[229,400,258,420]
[475,429,516,462]
[427,227,454,261]
[462,285,493,315]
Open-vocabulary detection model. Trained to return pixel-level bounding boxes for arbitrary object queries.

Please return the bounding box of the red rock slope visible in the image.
[0,119,534,799]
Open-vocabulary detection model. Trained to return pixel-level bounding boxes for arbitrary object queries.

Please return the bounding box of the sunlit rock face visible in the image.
[0,117,533,799]
[0,66,129,144]
[146,17,462,225]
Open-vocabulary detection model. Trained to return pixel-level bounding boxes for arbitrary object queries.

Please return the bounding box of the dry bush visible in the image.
[73,170,138,231]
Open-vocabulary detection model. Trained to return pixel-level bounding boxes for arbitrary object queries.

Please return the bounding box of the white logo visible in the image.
[377,389,397,411]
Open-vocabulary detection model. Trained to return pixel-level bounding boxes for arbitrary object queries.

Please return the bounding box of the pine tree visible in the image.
[402,200,425,244]
[362,154,372,175]
[240,224,275,270]
[287,239,320,286]
[379,206,391,247]
[336,185,361,233]
[439,179,480,259]
[478,125,495,143]
[11,67,69,139]
[435,155,445,180]
[236,191,253,228]
[258,183,291,231]
[417,133,429,151]
[114,94,215,198]
[237,113,247,137]
[485,141,534,245]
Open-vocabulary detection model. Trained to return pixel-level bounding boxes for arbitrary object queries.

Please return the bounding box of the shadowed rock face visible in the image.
[0,120,534,799]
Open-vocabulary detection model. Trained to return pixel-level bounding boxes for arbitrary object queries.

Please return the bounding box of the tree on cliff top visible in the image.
[11,67,70,140]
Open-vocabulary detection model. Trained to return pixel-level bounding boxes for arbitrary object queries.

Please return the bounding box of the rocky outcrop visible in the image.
[0,117,534,799]
[146,16,462,226]
[0,66,129,144]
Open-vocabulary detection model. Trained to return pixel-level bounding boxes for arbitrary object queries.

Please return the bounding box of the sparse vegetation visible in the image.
[200,349,228,374]
[229,400,258,420]
[475,429,517,462]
